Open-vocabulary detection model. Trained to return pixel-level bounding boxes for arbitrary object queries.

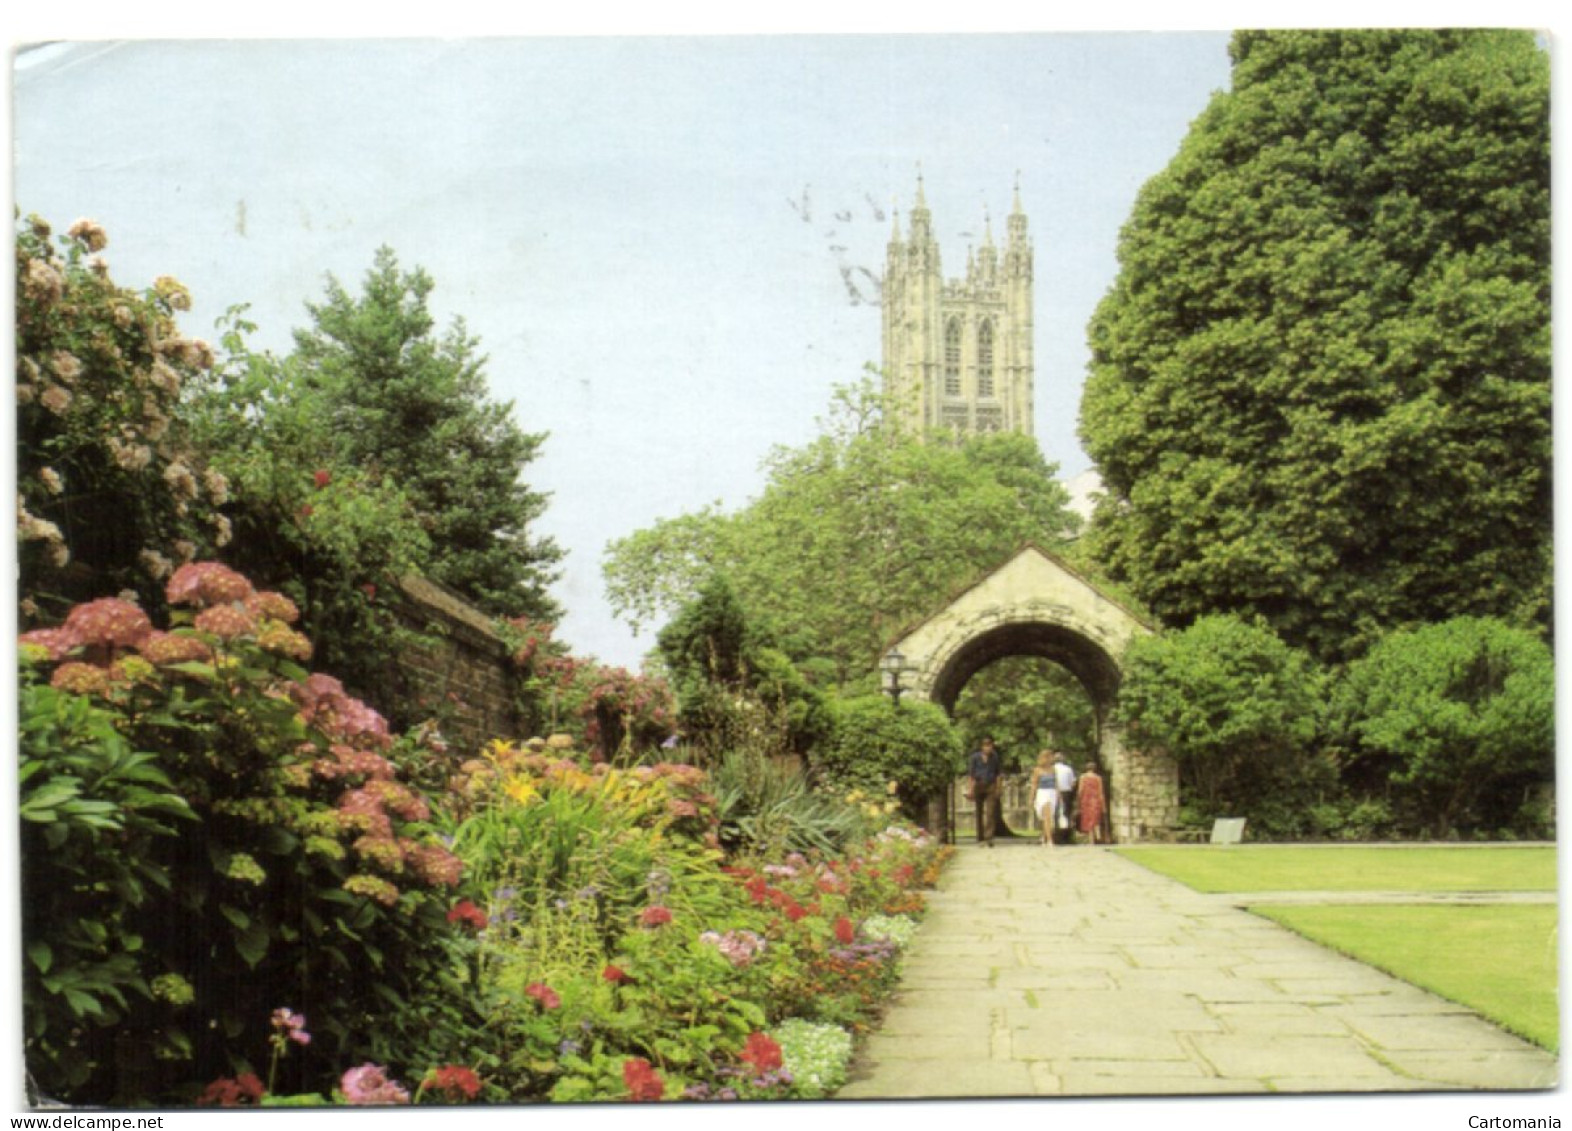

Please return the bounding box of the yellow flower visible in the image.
[503,778,539,806]
[485,738,519,766]
[886,780,899,795]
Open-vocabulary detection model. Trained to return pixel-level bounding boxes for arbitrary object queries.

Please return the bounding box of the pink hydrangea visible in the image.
[312,743,395,782]
[50,661,112,697]
[166,561,255,608]
[63,598,152,650]
[291,674,392,750]
[244,590,300,623]
[194,605,258,640]
[340,1064,410,1105]
[367,779,429,822]
[19,627,80,661]
[256,621,312,660]
[137,630,214,666]
[353,835,406,872]
[338,787,394,839]
[338,699,392,749]
[404,842,464,887]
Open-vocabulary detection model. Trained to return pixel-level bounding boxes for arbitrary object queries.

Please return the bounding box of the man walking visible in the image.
[969,736,1004,848]
[1051,752,1078,844]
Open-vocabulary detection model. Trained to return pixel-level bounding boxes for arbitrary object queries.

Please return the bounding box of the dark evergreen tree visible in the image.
[292,247,563,620]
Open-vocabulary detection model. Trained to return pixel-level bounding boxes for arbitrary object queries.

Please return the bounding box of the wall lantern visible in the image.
[880,648,907,704]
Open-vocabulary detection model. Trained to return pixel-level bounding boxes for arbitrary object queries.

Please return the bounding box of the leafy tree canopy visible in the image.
[606,377,1081,686]
[1080,30,1550,663]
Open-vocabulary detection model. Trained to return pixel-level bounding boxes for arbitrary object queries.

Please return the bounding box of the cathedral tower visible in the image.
[882,172,1034,438]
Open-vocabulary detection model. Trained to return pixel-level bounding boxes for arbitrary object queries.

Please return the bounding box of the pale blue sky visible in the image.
[15,33,1241,667]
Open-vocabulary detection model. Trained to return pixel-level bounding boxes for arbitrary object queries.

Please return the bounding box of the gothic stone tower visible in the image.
[882,173,1034,437]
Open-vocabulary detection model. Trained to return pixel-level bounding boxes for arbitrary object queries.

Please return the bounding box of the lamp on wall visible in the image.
[880,648,907,704]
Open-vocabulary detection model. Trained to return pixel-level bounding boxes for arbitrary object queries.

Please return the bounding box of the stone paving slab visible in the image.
[1189,1033,1400,1080]
[837,843,1559,1100]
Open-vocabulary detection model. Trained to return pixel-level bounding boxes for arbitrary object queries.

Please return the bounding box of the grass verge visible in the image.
[1253,903,1559,1053]
[1113,844,1556,893]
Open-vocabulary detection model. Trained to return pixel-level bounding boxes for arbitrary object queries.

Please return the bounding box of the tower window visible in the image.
[944,318,961,397]
[978,320,995,398]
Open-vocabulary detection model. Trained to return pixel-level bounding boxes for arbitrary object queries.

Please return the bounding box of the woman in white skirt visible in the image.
[1031,749,1057,847]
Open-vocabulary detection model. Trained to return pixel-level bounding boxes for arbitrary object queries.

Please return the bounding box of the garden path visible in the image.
[837,843,1558,1098]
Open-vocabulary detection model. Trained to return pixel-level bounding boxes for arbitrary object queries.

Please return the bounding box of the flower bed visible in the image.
[17,577,953,1106]
[439,740,952,1102]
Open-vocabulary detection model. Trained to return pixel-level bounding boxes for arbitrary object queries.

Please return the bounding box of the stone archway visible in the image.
[886,545,1176,843]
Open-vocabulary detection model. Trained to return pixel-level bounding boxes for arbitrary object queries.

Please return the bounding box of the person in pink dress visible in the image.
[1076,762,1108,845]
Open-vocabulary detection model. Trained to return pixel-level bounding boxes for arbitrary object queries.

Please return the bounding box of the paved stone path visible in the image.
[838,843,1558,1098]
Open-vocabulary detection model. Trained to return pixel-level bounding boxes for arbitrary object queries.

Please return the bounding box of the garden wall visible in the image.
[392,575,523,756]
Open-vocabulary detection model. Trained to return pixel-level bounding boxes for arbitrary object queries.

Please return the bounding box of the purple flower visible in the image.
[270,1008,311,1045]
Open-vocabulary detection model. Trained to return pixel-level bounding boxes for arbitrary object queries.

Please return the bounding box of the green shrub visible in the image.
[17,566,478,1104]
[815,695,962,815]
[1332,616,1554,839]
[1118,615,1330,821]
[18,676,195,1097]
[709,748,870,858]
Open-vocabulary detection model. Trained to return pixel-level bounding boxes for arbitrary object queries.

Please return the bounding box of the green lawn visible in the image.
[1113,845,1560,1054]
[1253,904,1559,1052]
[1114,845,1556,893]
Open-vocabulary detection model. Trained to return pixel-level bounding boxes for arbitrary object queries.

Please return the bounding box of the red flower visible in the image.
[602,964,630,983]
[299,503,314,519]
[446,899,488,931]
[196,1073,265,1107]
[639,905,672,928]
[525,982,561,1010]
[834,916,855,944]
[622,1057,664,1102]
[425,1065,482,1102]
[782,898,808,922]
[742,1032,783,1073]
[362,582,377,600]
[314,469,332,489]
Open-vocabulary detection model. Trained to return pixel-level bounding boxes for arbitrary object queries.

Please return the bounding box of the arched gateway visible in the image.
[884,545,1177,843]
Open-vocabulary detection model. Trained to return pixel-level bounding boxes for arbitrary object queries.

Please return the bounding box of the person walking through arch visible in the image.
[968,736,1004,848]
[1051,751,1077,844]
[1031,750,1057,847]
[1077,761,1109,845]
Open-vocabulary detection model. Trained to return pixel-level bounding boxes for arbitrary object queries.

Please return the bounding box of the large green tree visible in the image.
[289,247,563,620]
[1080,30,1550,663]
[605,378,1081,685]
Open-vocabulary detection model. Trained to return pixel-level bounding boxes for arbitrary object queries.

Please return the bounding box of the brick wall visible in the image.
[391,576,523,757]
